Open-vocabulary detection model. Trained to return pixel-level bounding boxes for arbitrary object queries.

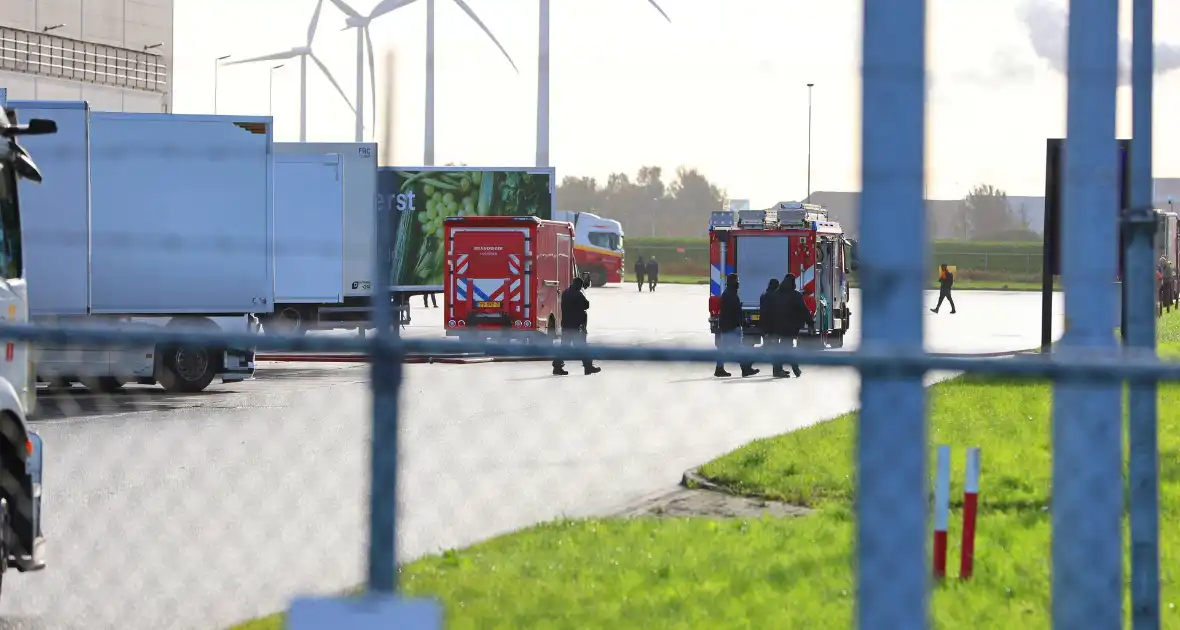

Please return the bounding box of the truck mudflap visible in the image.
[219,348,256,383]
[0,419,44,572]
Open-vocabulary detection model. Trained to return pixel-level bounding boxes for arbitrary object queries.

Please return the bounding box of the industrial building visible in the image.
[0,0,173,112]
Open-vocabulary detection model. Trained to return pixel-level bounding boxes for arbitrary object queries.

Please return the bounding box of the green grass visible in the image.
[643,274,1059,292]
[626,237,1047,283]
[230,314,1180,630]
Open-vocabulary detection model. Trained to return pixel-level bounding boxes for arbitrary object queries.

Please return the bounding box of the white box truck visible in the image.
[9,100,266,393]
[264,142,379,335]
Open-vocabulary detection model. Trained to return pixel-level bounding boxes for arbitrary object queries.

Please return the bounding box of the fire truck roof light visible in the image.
[709,211,735,228]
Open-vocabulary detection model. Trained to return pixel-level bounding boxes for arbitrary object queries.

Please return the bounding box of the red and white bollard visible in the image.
[932,445,951,578]
[960,447,981,580]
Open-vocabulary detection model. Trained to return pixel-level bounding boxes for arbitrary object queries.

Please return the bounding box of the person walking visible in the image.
[553,277,601,376]
[634,255,647,292]
[759,278,782,375]
[1161,256,1175,313]
[715,273,758,378]
[646,257,660,292]
[930,263,957,314]
[422,292,437,308]
[773,274,813,378]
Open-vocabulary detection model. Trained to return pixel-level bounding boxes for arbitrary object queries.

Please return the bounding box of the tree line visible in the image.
[555,166,727,238]
[947,184,1041,242]
[552,162,1039,242]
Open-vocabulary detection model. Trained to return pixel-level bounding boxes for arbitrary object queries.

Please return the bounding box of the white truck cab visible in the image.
[0,98,53,597]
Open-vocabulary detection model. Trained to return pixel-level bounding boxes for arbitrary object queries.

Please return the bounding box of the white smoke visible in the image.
[1019,0,1180,85]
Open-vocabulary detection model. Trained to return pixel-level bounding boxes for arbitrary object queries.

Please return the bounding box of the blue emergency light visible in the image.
[709,211,735,229]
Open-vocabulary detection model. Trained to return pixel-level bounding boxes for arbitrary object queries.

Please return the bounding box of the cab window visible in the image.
[0,164,23,280]
[588,232,620,251]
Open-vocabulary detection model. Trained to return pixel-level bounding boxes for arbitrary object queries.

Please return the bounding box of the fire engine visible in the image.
[708,202,853,348]
[444,216,576,341]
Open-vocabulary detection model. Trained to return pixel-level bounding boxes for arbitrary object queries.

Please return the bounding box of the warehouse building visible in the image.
[1,0,173,112]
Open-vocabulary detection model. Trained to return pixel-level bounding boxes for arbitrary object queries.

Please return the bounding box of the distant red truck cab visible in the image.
[444,216,576,340]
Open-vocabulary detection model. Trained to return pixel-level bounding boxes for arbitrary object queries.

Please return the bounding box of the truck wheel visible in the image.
[82,377,126,393]
[159,345,217,393]
[586,267,607,288]
[0,497,8,599]
[264,308,306,336]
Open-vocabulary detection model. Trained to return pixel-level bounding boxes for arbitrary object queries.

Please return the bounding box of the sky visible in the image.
[171,0,1180,207]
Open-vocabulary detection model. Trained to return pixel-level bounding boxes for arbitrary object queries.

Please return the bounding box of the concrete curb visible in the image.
[680,468,739,495]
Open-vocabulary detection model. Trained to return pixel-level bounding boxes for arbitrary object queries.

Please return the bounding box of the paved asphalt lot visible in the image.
[0,285,1064,629]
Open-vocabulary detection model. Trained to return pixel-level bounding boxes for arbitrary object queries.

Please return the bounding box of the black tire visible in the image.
[82,376,126,393]
[42,377,72,391]
[159,345,217,393]
[264,308,306,336]
[0,497,10,601]
[586,267,607,288]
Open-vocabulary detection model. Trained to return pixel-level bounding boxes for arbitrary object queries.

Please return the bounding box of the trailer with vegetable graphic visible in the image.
[386,167,556,290]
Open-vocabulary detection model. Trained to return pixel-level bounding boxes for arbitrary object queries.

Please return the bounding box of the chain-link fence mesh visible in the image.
[0,1,1160,627]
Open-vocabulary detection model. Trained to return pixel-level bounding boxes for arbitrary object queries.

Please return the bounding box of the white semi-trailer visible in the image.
[9,100,267,393]
[264,142,378,335]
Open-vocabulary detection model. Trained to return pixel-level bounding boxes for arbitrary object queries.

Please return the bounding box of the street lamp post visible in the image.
[269,64,285,116]
[806,83,815,202]
[214,55,231,114]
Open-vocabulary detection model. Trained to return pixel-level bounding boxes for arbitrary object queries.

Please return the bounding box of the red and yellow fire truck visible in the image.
[707,202,853,348]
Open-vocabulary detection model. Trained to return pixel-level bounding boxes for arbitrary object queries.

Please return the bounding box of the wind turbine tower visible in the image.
[224,0,354,141]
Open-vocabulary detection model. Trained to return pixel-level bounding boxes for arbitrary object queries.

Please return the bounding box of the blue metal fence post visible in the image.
[368,163,401,592]
[857,0,928,628]
[1054,0,1123,627]
[1128,0,1160,626]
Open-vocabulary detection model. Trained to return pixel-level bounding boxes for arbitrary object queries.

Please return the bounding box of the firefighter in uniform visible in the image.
[715,273,758,378]
[553,277,601,376]
[774,274,812,378]
[634,255,647,292]
[759,278,781,373]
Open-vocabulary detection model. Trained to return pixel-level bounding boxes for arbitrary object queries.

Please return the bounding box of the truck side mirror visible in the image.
[25,119,57,135]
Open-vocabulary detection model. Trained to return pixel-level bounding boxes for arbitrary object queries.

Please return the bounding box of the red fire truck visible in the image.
[707,202,853,348]
[444,216,576,341]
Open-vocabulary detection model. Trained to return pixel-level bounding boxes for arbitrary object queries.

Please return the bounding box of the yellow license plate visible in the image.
[751,314,760,321]
[477,301,502,308]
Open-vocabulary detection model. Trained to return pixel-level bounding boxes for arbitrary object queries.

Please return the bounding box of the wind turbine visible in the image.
[535,1,670,167]
[225,0,355,141]
[329,0,518,158]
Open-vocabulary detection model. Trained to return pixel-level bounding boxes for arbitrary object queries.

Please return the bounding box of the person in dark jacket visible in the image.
[715,273,758,378]
[634,255,647,292]
[646,257,660,292]
[553,277,601,376]
[759,278,781,367]
[931,263,957,314]
[773,274,814,378]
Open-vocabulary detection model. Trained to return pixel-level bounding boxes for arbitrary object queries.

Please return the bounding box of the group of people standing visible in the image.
[713,272,815,379]
[633,255,660,292]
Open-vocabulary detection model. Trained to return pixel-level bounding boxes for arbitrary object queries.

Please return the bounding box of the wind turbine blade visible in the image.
[310,53,357,114]
[370,0,418,20]
[307,0,325,44]
[450,0,518,73]
[224,50,299,65]
[366,28,378,135]
[645,0,672,22]
[327,0,362,20]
